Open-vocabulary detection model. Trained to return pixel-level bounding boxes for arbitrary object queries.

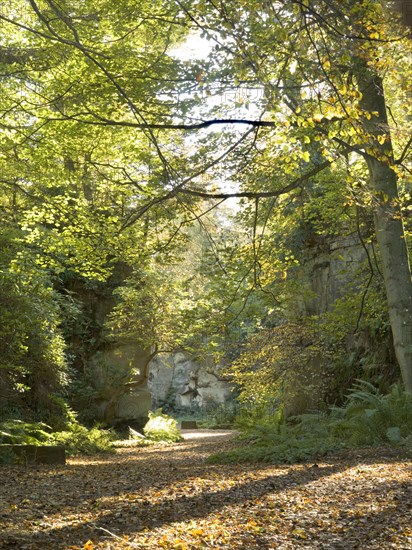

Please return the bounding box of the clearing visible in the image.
[0,430,411,549]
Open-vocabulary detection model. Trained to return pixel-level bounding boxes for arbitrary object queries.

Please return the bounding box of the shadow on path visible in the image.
[0,431,410,549]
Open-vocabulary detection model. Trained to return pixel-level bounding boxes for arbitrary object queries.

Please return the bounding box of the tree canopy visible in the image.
[1,0,412,426]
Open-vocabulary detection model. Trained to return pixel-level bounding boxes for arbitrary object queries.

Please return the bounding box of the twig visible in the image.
[90,524,140,548]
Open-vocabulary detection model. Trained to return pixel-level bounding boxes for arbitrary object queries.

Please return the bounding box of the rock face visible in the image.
[278,233,374,416]
[62,265,154,425]
[115,387,152,422]
[299,233,368,316]
[148,352,232,411]
[90,343,153,424]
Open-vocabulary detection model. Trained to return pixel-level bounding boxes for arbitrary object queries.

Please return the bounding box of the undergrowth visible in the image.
[114,409,183,447]
[48,423,115,455]
[0,420,52,446]
[142,409,182,443]
[209,382,412,464]
[0,418,115,455]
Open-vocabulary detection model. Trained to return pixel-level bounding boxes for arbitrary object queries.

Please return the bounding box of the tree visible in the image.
[172,0,412,391]
[0,222,68,425]
[0,0,198,421]
[1,0,412,396]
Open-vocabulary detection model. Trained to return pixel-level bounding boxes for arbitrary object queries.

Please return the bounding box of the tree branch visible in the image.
[120,127,256,230]
[179,159,332,200]
[396,135,412,165]
[45,112,280,130]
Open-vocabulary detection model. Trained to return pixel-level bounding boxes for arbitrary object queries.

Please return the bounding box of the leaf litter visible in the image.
[0,429,411,549]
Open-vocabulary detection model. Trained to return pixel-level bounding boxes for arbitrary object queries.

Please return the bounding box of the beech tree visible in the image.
[172,0,412,391]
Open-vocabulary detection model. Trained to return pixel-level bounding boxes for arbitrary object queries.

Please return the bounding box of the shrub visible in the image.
[0,248,69,426]
[143,409,182,443]
[233,400,282,430]
[226,323,333,416]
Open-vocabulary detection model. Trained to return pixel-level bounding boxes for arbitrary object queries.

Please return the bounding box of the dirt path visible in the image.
[0,430,411,549]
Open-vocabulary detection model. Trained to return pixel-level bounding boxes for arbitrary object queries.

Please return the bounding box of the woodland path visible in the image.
[0,429,411,549]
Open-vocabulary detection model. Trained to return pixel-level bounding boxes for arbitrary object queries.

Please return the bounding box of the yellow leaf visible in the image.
[189,528,205,536]
[83,541,95,550]
[172,542,188,550]
[325,109,340,120]
[247,519,258,527]
[292,528,308,539]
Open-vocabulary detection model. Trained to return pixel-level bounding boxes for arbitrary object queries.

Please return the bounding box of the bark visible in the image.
[357,65,412,392]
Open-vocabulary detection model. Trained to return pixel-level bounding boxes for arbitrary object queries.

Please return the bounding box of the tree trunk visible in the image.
[357,66,412,392]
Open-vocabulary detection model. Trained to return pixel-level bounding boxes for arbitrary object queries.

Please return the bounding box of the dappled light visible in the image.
[181,429,237,439]
[1,432,411,548]
[1,1,412,547]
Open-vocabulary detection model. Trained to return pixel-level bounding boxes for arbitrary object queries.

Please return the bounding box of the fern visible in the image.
[210,382,412,464]
[0,420,52,445]
[48,424,115,455]
[331,381,412,445]
[0,419,115,455]
[143,409,183,443]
